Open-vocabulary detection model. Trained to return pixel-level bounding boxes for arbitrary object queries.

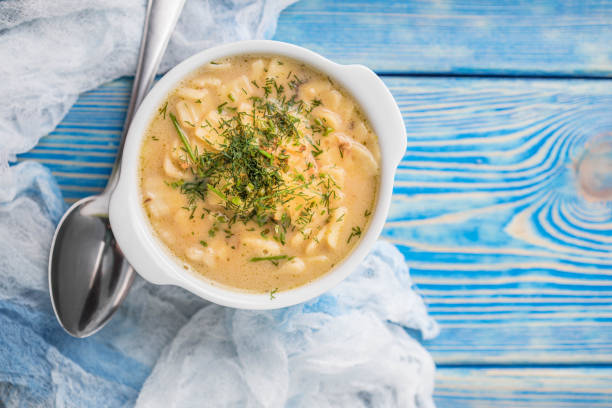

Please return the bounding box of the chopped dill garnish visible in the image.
[347,226,362,243]
[158,101,168,119]
[210,61,220,65]
[195,99,202,103]
[165,73,344,258]
[310,142,323,157]
[165,179,184,189]
[169,113,196,163]
[364,209,371,217]
[270,287,279,299]
[258,148,273,160]
[199,240,208,247]
[151,135,159,141]
[250,255,294,266]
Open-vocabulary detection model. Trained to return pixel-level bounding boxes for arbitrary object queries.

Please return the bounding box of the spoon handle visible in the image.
[105,0,186,194]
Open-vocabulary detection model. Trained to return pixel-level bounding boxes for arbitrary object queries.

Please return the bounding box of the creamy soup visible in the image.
[139,55,380,294]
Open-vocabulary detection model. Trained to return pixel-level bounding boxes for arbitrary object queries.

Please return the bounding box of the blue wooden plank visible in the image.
[274,0,612,76]
[382,76,612,364]
[435,367,612,407]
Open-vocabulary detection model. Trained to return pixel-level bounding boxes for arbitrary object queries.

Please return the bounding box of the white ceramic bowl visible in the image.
[109,40,406,309]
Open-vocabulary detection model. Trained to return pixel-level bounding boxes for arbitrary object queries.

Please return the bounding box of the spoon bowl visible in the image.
[49,195,133,337]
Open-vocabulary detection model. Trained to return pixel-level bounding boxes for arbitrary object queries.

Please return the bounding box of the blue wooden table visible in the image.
[18,1,612,406]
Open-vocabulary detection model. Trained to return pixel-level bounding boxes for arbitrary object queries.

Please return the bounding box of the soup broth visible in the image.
[139,55,380,293]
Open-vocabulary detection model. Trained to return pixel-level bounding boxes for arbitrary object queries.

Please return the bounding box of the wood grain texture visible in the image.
[383,76,612,364]
[435,367,612,407]
[274,0,612,76]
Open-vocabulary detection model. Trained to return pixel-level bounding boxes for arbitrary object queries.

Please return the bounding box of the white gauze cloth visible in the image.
[135,241,439,408]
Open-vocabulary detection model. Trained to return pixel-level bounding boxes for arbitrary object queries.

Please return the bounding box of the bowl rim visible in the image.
[109,40,406,309]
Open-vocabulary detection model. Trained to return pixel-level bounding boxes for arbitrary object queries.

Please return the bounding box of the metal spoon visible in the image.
[48,0,186,338]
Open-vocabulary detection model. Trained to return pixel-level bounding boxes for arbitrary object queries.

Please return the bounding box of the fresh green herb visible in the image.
[166,74,342,249]
[199,240,208,247]
[364,209,371,217]
[347,226,362,243]
[169,113,196,163]
[288,75,303,91]
[274,213,290,245]
[184,120,196,127]
[210,61,220,65]
[250,255,294,266]
[309,140,323,157]
[207,183,228,201]
[228,93,235,102]
[195,99,202,104]
[158,101,168,119]
[258,148,273,160]
[151,135,159,141]
[165,179,184,189]
[270,287,279,299]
